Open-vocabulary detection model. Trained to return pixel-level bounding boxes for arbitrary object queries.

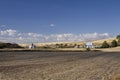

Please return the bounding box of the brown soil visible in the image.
[0,52,120,80]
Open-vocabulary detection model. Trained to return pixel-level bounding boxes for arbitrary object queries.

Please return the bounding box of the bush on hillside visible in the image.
[0,43,6,48]
[86,47,91,51]
[101,41,110,48]
[111,40,117,47]
[117,39,120,46]
[55,43,74,48]
[116,35,120,39]
[0,43,22,49]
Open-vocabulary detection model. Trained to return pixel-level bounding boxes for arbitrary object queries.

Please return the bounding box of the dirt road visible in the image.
[0,52,120,80]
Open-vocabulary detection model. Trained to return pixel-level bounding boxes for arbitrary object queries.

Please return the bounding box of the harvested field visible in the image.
[0,52,120,80]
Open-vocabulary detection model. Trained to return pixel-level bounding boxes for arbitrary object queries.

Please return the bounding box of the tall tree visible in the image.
[117,39,120,46]
[111,40,117,47]
[101,41,110,48]
[116,35,120,39]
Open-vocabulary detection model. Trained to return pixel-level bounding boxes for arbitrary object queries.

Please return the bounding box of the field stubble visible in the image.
[0,52,120,80]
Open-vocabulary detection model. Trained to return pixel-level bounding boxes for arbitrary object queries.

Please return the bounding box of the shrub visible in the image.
[117,39,120,46]
[101,41,110,48]
[57,43,72,48]
[116,35,120,39]
[111,40,118,47]
[86,47,91,51]
[0,42,22,48]
[0,43,6,48]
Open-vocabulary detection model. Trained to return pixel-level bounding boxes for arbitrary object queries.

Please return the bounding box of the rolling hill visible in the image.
[19,38,116,48]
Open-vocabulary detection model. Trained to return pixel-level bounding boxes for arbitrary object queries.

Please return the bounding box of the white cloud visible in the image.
[0,29,17,36]
[50,24,55,27]
[28,33,43,37]
[0,29,113,44]
[0,25,6,27]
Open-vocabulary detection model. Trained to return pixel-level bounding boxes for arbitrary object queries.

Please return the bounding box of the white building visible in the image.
[85,42,94,48]
[29,43,35,49]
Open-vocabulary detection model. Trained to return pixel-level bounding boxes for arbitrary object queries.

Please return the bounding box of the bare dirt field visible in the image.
[0,52,120,80]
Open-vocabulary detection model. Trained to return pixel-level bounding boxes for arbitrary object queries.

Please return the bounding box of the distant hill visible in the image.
[93,38,116,46]
[19,38,116,48]
[0,42,22,49]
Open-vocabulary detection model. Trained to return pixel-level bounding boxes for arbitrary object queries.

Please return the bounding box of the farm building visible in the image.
[29,43,35,49]
[85,42,94,48]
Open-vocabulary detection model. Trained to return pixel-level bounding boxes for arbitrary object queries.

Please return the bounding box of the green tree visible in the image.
[0,42,22,48]
[0,43,6,48]
[117,39,120,46]
[116,35,120,39]
[111,40,117,47]
[60,44,63,48]
[101,41,110,48]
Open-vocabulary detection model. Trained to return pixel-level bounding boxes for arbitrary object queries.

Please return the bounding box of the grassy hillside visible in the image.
[93,38,116,46]
[19,38,116,48]
[19,42,85,48]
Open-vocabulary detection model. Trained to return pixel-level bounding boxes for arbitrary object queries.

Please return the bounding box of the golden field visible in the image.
[19,38,118,49]
[19,38,116,47]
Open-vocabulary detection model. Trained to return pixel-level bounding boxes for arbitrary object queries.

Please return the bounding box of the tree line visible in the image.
[0,42,22,49]
[101,35,120,48]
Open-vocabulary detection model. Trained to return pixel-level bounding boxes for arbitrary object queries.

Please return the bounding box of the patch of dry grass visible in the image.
[19,38,116,48]
[111,74,120,80]
[93,38,116,45]
[0,52,120,80]
[95,46,120,52]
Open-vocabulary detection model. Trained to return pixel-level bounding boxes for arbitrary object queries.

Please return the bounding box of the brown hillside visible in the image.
[19,38,116,47]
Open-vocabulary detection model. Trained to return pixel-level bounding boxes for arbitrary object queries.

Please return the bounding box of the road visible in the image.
[0,52,120,80]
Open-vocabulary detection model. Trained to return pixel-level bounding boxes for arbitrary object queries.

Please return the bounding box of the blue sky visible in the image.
[0,0,120,43]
